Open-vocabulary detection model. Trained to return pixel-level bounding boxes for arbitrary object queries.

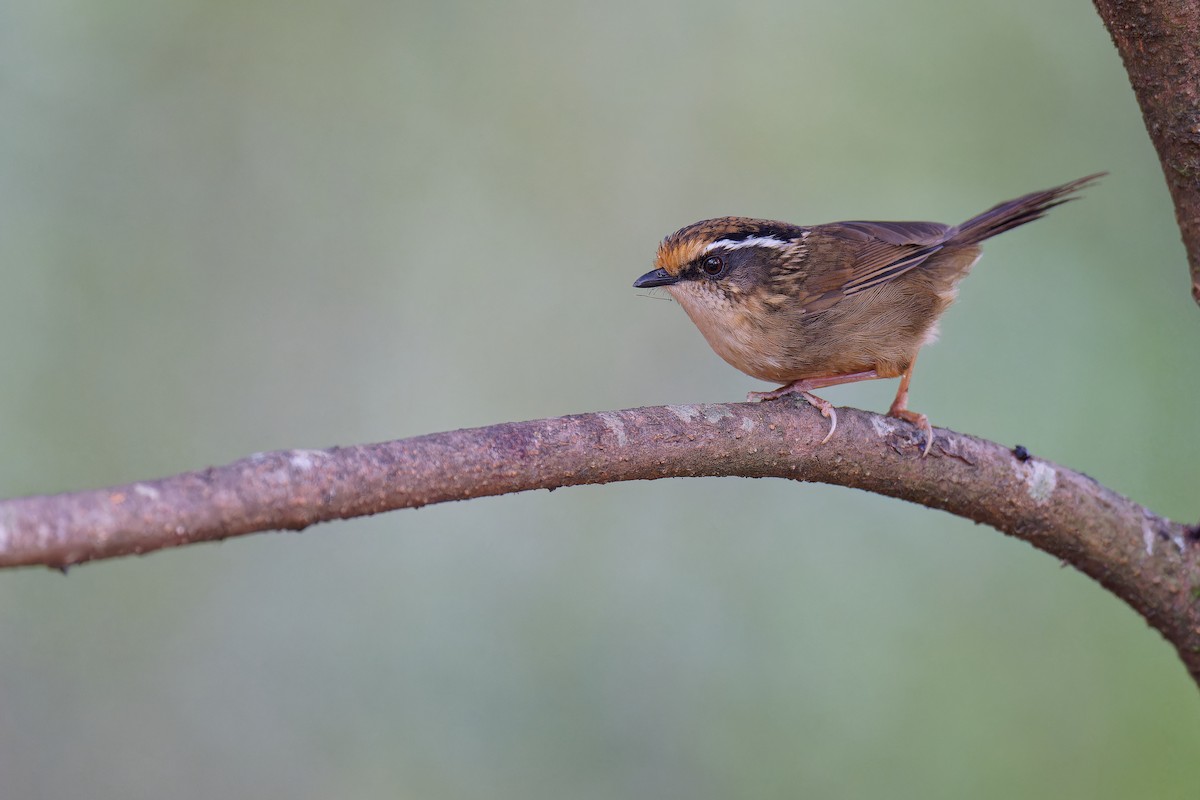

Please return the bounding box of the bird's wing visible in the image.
[795,220,951,312]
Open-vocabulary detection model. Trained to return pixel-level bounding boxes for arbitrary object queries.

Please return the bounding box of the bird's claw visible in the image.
[801,391,837,444]
[889,409,933,456]
[746,386,791,403]
[747,385,837,444]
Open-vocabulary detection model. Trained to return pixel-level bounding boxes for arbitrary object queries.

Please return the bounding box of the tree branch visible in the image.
[2,401,1198,682]
[1093,0,1200,305]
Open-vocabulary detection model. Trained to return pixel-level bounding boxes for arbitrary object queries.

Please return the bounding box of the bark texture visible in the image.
[1093,0,1200,304]
[3,402,1198,682]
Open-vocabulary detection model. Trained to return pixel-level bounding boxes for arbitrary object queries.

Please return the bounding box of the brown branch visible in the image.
[1093,0,1200,305]
[2,401,1198,682]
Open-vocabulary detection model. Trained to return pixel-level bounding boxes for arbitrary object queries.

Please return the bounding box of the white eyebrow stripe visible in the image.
[703,236,795,253]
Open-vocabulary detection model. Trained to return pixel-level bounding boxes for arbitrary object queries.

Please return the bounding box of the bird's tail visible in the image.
[952,172,1105,246]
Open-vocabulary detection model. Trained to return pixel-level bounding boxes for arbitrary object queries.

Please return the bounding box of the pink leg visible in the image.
[747,370,882,444]
[887,358,933,456]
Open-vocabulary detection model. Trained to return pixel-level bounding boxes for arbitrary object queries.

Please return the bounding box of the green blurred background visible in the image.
[2,0,1199,797]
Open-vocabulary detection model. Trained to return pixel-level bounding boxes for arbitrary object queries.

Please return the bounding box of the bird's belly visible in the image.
[686,302,926,384]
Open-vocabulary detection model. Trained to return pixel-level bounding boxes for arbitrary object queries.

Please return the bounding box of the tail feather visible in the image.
[952,172,1106,246]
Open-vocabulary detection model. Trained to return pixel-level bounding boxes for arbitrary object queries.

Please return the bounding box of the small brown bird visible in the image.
[634,174,1103,454]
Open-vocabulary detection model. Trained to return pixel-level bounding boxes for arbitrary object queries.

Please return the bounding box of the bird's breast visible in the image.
[668,285,804,383]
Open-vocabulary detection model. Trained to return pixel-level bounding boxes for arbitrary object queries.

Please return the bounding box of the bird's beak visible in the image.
[633,268,679,288]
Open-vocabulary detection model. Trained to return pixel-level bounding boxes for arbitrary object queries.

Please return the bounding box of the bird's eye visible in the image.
[701,255,725,276]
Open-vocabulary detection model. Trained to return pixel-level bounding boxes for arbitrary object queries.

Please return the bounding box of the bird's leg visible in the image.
[887,357,933,456]
[747,370,881,444]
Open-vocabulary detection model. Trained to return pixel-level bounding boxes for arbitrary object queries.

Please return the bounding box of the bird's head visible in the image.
[634,217,810,320]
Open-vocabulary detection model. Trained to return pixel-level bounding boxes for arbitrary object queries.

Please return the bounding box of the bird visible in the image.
[633,173,1104,455]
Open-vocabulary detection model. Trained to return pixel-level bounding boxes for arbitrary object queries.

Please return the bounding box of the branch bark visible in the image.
[2,402,1198,682]
[1093,0,1200,305]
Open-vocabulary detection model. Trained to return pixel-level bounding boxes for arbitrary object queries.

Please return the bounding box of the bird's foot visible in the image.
[747,383,836,444]
[888,406,933,457]
[800,392,837,444]
[747,383,800,403]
